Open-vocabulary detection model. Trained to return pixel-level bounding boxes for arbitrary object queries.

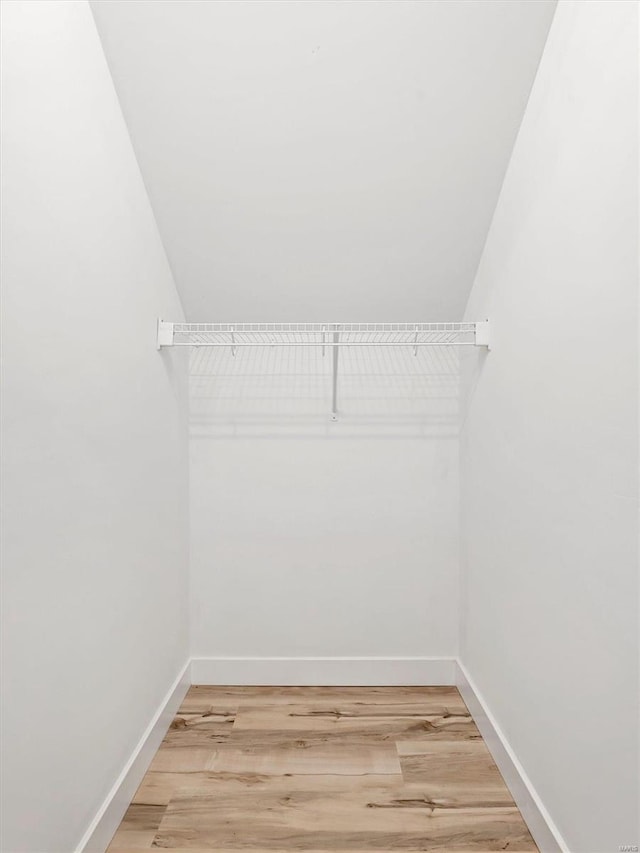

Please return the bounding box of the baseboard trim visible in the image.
[455,660,569,853]
[76,659,191,853]
[190,656,457,686]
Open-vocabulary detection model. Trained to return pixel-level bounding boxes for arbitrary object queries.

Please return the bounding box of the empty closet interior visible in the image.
[1,2,638,853]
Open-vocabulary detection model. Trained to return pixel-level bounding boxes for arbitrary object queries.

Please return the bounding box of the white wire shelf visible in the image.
[158,320,489,420]
[158,321,489,349]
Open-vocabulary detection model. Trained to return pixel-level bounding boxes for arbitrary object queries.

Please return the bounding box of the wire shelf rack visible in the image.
[158,320,489,420]
[158,321,487,349]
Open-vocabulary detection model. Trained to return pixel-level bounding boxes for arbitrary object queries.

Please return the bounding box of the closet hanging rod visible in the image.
[157,321,490,349]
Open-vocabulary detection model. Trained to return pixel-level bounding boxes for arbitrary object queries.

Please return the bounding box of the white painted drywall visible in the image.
[90,0,556,321]
[460,2,639,850]
[190,346,460,664]
[0,3,189,851]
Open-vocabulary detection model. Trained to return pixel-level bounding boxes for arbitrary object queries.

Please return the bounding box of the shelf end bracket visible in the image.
[157,319,175,349]
[475,319,490,349]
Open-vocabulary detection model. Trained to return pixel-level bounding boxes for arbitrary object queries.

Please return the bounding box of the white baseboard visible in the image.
[455,660,569,853]
[190,656,457,686]
[76,659,191,853]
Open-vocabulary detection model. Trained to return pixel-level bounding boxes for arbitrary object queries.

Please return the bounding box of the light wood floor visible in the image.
[107,686,537,851]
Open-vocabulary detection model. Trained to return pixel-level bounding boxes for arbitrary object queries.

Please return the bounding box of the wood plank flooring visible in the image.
[107,686,537,851]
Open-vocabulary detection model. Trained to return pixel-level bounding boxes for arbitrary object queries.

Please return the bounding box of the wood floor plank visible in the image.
[147,707,238,772]
[397,740,515,806]
[110,847,537,853]
[111,849,528,853]
[132,771,406,807]
[233,701,470,730]
[179,686,461,713]
[160,710,237,749]
[147,747,216,773]
[106,803,165,849]
[398,739,512,782]
[153,778,536,850]
[205,744,402,775]
[231,704,478,745]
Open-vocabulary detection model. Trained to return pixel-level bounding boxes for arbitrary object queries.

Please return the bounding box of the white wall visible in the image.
[190,346,460,670]
[460,2,639,851]
[0,3,189,851]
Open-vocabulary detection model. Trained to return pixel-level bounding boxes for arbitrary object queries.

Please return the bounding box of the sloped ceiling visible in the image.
[91,0,556,321]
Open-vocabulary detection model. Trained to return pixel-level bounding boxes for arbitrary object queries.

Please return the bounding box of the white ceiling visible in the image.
[91,0,556,322]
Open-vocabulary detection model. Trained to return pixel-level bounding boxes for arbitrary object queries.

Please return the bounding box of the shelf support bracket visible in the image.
[475,319,490,349]
[331,324,340,421]
[157,319,174,349]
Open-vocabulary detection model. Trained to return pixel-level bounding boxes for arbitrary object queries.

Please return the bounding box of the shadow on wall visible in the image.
[459,343,490,430]
[189,345,461,439]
